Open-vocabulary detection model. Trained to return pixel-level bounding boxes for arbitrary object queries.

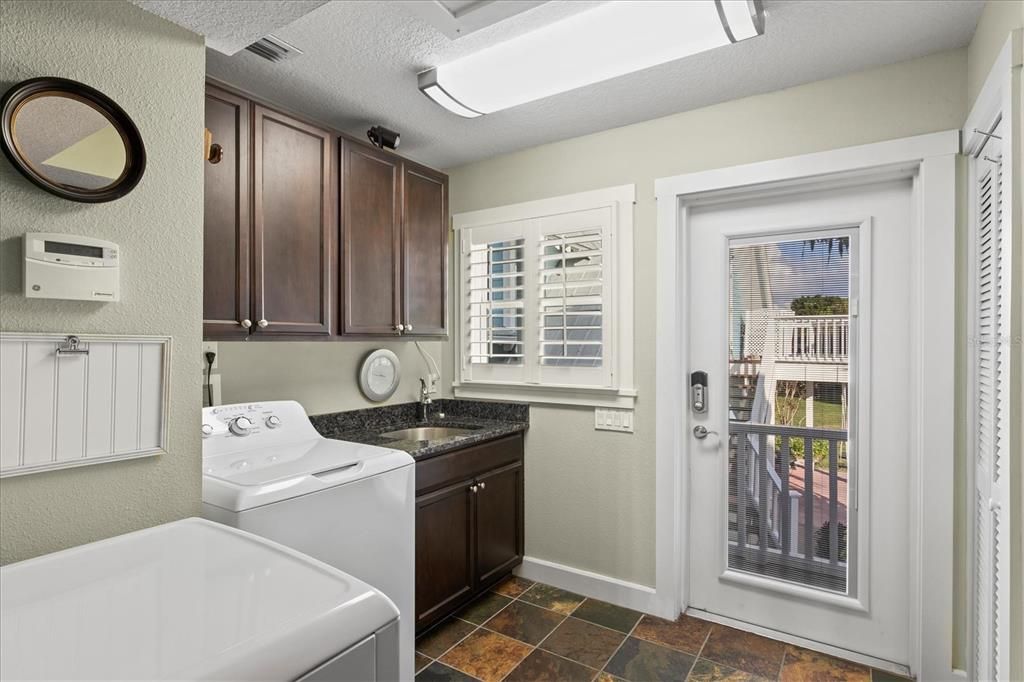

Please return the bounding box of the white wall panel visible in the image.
[0,333,170,478]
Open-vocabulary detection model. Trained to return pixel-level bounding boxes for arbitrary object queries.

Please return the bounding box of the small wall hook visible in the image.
[56,335,89,356]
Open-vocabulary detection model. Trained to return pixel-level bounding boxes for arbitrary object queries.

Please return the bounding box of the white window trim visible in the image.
[453,184,636,408]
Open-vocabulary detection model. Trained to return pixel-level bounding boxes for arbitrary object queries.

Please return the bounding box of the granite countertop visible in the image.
[309,399,529,460]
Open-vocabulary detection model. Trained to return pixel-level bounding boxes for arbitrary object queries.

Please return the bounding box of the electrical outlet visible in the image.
[202,341,218,370]
[594,408,634,433]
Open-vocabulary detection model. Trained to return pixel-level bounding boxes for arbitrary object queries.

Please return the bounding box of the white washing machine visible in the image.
[201,401,415,682]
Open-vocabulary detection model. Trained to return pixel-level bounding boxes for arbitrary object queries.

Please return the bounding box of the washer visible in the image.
[201,400,415,681]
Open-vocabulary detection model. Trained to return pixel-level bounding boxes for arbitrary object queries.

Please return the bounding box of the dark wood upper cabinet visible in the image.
[341,142,402,336]
[402,162,448,337]
[252,106,332,336]
[342,144,449,338]
[203,86,250,339]
[202,81,448,341]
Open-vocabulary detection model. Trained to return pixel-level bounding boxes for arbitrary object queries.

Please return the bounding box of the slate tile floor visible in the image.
[415,577,913,682]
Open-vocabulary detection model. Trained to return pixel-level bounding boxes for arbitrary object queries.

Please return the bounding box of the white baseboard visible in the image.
[514,556,663,615]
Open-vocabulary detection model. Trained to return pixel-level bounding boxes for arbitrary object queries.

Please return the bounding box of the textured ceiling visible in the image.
[193,0,983,169]
[132,0,328,54]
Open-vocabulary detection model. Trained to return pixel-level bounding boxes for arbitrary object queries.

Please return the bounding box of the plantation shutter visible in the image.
[461,207,616,389]
[972,132,1011,682]
[462,220,530,384]
[537,207,613,387]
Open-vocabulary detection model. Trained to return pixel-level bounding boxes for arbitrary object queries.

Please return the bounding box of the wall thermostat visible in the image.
[24,233,120,301]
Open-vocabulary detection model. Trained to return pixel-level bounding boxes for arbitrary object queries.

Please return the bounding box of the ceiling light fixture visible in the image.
[418,0,765,118]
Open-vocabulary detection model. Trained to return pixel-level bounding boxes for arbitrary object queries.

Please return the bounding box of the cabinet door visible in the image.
[416,479,475,630]
[252,105,332,336]
[474,461,524,587]
[342,142,401,336]
[401,162,448,336]
[203,86,250,339]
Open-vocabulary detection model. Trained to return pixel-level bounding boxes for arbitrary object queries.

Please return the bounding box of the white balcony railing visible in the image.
[729,420,848,591]
[773,315,848,363]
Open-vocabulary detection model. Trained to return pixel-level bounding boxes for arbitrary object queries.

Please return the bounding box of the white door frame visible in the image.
[653,130,958,680]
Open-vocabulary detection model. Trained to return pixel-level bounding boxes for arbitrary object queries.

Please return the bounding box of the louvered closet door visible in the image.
[972,125,1011,682]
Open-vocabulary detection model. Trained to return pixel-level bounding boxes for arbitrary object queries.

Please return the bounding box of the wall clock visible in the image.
[359,349,400,402]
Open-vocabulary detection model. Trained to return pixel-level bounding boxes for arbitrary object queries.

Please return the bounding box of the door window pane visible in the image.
[728,234,853,594]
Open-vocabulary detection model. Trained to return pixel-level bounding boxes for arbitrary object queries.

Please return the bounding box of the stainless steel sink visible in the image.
[379,426,477,441]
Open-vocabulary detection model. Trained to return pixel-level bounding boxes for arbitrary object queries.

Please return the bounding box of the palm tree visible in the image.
[803,236,849,261]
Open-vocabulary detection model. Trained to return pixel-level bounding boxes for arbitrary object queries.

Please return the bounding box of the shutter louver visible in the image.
[973,147,1011,682]
[467,237,526,366]
[539,229,604,368]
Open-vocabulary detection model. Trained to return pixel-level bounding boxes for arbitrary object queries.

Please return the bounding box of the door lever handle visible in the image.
[693,425,718,440]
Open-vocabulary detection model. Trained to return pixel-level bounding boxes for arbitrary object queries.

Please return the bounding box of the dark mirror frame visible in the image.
[0,77,146,203]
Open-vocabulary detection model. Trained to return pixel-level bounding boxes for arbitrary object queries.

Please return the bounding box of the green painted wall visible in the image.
[445,49,968,591]
[0,0,205,564]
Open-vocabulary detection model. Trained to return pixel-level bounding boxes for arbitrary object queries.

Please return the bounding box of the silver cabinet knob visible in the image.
[257,319,269,328]
[470,484,478,493]
[406,323,414,332]
[395,323,405,333]
[478,481,486,490]
[240,319,252,328]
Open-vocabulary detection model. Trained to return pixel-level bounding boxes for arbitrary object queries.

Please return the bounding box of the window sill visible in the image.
[452,382,637,408]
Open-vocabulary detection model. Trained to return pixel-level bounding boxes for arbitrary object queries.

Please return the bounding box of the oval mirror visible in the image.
[1,78,145,203]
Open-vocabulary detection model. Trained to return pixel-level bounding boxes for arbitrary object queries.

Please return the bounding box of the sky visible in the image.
[765,239,850,309]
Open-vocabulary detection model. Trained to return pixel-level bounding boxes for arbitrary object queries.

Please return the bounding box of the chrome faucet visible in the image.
[417,378,433,422]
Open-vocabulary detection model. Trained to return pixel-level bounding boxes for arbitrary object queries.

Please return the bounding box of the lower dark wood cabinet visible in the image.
[475,462,524,586]
[415,481,475,629]
[415,434,524,633]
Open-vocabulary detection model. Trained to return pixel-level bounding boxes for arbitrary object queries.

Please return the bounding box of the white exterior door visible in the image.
[686,178,914,667]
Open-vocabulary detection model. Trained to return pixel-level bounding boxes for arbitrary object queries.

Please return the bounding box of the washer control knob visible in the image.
[265,415,281,429]
[229,416,255,436]
[201,423,214,438]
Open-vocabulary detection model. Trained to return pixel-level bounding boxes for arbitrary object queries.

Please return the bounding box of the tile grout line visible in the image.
[422,580,639,681]
[418,617,484,679]
[495,581,577,682]
[423,581,535,682]
[597,607,645,679]
[682,628,714,681]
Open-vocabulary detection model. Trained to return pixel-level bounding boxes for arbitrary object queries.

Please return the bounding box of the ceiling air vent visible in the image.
[245,34,303,63]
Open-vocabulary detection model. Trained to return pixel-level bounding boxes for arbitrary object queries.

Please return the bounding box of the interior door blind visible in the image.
[973,146,1011,682]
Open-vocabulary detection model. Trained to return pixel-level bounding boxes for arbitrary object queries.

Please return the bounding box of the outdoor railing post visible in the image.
[737,429,747,550]
[803,436,813,560]
[758,432,769,557]
[780,436,791,554]
[829,437,839,564]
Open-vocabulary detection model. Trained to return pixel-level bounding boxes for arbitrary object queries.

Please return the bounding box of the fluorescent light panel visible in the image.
[420,0,765,117]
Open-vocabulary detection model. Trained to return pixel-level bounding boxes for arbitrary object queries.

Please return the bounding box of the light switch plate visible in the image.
[595,408,634,433]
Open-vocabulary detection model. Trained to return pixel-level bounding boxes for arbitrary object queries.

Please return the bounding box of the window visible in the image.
[455,186,635,407]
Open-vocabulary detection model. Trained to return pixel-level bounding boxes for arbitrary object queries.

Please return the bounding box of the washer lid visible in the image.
[0,518,398,681]
[203,438,413,511]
